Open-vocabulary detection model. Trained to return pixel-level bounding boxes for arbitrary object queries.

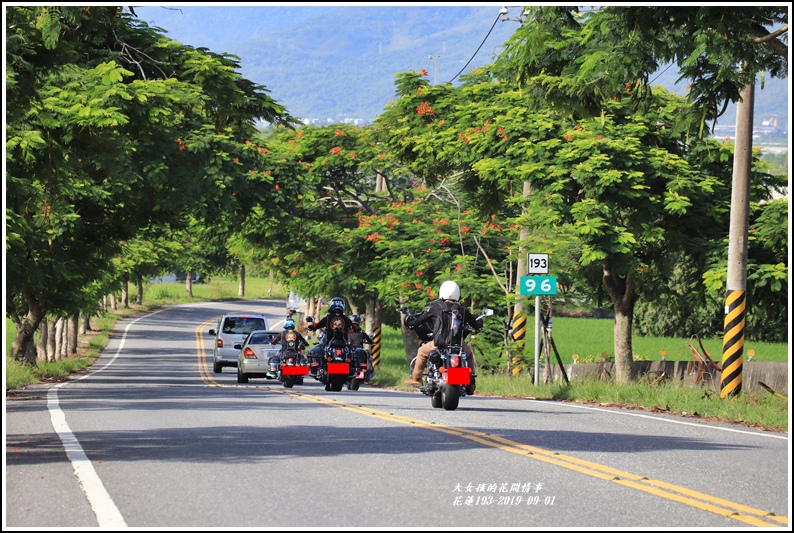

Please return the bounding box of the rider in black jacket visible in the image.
[270,317,308,355]
[307,297,354,347]
[404,280,482,390]
[348,315,375,382]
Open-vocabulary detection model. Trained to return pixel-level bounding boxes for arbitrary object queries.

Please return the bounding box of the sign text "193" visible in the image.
[519,276,557,295]
[527,253,549,274]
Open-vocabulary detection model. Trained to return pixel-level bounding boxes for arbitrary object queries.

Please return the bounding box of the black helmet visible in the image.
[329,297,345,313]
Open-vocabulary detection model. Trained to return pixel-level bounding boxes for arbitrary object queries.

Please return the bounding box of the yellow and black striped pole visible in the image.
[371,326,381,368]
[720,290,745,398]
[510,310,527,376]
[720,79,753,400]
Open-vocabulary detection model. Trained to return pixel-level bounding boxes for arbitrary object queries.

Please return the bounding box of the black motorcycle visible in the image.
[278,347,308,388]
[306,317,365,392]
[405,308,494,410]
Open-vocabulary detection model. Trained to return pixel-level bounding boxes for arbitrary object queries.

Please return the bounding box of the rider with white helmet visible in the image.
[404,280,482,390]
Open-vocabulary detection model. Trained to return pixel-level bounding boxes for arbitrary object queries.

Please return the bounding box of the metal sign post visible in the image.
[519,254,553,386]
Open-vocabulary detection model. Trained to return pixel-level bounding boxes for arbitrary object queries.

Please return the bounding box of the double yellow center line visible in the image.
[194,321,786,527]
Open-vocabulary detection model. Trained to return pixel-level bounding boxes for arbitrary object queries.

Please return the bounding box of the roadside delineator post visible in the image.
[371,326,381,368]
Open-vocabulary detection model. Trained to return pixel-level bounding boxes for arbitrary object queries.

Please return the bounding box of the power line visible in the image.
[447,11,501,84]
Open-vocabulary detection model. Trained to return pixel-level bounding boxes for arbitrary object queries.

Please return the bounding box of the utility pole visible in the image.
[498,6,531,381]
[720,77,754,399]
[429,54,439,85]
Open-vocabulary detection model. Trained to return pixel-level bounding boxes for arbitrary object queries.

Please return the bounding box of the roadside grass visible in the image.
[6,280,788,432]
[522,317,788,363]
[372,325,788,432]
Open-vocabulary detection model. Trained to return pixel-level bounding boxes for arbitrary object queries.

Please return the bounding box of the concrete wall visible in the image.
[542,360,789,397]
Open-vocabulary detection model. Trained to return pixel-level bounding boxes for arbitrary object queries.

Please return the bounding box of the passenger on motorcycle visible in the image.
[307,297,354,348]
[348,315,375,382]
[270,318,309,359]
[403,280,483,391]
[347,315,374,348]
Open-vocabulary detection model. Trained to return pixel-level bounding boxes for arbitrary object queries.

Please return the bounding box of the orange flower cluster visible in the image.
[416,102,434,115]
[331,146,342,155]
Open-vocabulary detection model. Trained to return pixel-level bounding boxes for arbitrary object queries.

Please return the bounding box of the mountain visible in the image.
[130,5,788,130]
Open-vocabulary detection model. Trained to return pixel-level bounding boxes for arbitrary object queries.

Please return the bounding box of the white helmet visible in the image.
[439,280,460,301]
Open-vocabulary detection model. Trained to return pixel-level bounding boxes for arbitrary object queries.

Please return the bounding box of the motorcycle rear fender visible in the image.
[327,362,350,375]
[282,365,309,375]
[445,366,471,385]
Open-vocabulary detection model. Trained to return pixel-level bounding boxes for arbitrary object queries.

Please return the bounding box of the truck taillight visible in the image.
[244,347,256,358]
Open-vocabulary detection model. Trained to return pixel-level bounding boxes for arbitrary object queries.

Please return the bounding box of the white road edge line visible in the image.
[46,309,166,527]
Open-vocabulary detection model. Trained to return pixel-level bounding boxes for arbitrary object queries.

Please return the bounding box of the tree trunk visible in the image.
[136,277,144,305]
[37,317,49,362]
[121,279,129,308]
[268,269,274,297]
[60,318,69,359]
[69,315,78,355]
[47,319,57,362]
[238,264,246,297]
[54,318,64,361]
[365,297,376,335]
[110,293,117,310]
[80,313,89,334]
[24,334,37,363]
[10,289,48,365]
[186,275,193,298]
[601,260,637,383]
[347,295,359,317]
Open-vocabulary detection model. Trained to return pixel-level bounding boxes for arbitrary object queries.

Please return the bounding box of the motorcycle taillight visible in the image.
[335,348,343,357]
[450,355,460,368]
[287,357,294,365]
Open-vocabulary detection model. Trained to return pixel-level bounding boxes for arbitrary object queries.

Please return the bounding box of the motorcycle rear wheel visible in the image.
[431,391,443,408]
[329,375,345,392]
[283,375,296,388]
[441,384,460,410]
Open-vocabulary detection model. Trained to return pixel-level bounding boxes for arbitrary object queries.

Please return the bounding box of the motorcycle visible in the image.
[404,307,494,411]
[278,347,308,388]
[306,317,366,392]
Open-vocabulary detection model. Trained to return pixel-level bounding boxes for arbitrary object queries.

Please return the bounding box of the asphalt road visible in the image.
[5,299,790,529]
